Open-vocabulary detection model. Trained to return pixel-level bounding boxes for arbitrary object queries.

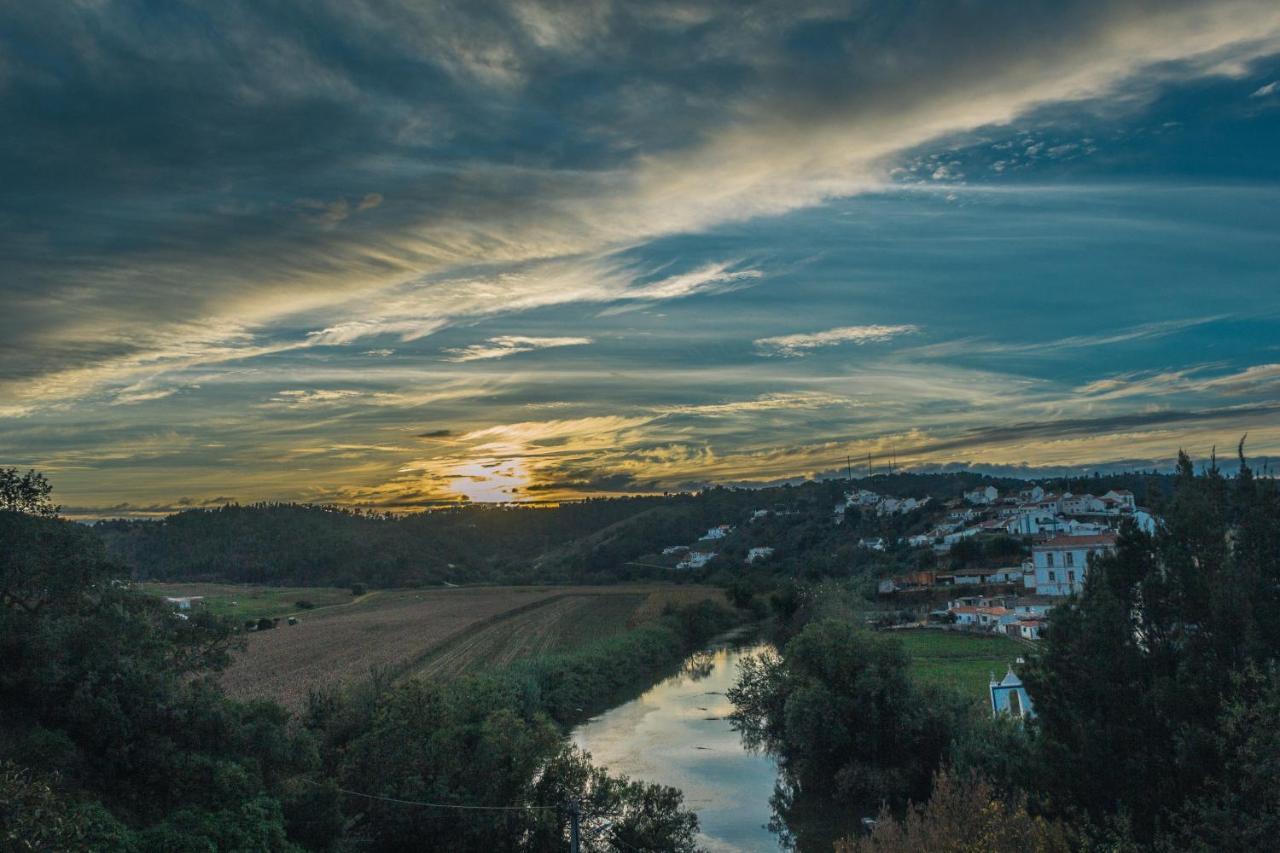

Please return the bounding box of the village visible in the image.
[655,479,1159,650]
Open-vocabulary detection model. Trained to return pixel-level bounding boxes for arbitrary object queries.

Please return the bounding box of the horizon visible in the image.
[4,2,1279,517]
[65,452,1272,522]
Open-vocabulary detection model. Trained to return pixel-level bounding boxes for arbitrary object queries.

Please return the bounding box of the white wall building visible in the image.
[677,551,715,570]
[1031,533,1118,596]
[1102,489,1137,509]
[964,485,999,505]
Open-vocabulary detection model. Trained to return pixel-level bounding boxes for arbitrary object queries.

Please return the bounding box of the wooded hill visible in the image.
[93,470,1178,588]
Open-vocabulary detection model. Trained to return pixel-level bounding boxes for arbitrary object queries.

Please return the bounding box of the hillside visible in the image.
[93,471,1178,587]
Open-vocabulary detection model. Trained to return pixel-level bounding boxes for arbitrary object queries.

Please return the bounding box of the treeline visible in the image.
[94,470,1179,589]
[1,490,738,851]
[728,448,1280,851]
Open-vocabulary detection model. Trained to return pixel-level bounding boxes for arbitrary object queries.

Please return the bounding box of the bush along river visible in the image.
[572,635,783,852]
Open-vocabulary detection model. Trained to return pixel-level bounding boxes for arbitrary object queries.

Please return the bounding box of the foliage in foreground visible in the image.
[1022,447,1280,846]
[836,770,1070,853]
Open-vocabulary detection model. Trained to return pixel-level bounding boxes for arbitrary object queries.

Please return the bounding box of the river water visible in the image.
[571,640,784,852]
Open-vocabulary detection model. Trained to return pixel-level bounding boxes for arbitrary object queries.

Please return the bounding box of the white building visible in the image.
[699,525,733,541]
[1016,619,1045,641]
[676,551,715,570]
[164,596,203,611]
[964,485,999,505]
[1031,533,1118,596]
[1017,485,1046,503]
[1011,508,1063,536]
[1102,489,1137,510]
[858,537,886,552]
[1061,493,1106,514]
[745,546,775,563]
[1133,509,1159,535]
[990,667,1035,719]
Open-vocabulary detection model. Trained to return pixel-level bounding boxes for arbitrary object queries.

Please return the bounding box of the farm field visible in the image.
[139,581,356,621]
[197,584,724,711]
[891,629,1024,702]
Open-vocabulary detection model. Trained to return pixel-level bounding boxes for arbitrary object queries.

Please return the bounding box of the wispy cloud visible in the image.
[267,389,365,408]
[443,335,594,362]
[755,324,919,357]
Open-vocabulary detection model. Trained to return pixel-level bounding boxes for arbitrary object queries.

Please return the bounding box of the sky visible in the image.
[2,0,1279,517]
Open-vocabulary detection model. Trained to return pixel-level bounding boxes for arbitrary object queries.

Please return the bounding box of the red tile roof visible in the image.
[1035,533,1118,549]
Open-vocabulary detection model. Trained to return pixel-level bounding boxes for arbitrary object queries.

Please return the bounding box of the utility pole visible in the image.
[846,455,853,482]
[569,799,581,853]
[867,451,872,478]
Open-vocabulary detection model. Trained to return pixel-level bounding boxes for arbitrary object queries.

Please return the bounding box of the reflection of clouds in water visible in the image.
[572,644,782,852]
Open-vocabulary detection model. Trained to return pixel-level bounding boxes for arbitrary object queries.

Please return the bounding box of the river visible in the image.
[571,639,784,852]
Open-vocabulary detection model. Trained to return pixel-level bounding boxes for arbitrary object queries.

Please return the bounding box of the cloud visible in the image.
[442,335,594,362]
[1251,80,1279,96]
[754,324,919,356]
[5,0,1279,413]
[267,389,365,408]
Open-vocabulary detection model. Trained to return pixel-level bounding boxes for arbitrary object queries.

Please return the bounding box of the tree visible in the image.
[729,620,966,816]
[0,468,59,517]
[1021,447,1280,842]
[836,770,1069,853]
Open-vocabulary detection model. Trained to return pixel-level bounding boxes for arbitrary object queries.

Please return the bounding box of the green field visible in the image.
[890,629,1025,702]
[139,582,358,621]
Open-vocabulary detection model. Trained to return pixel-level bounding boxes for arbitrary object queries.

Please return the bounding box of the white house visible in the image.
[1064,519,1109,536]
[1133,508,1159,535]
[676,551,715,570]
[1017,485,1046,503]
[980,607,1020,631]
[1011,508,1062,536]
[1061,493,1107,514]
[1031,533,1118,596]
[164,596,203,611]
[1008,597,1054,618]
[858,537,886,552]
[964,485,999,505]
[662,545,689,556]
[1015,618,1045,640]
[699,525,733,541]
[745,546,774,563]
[1102,489,1137,510]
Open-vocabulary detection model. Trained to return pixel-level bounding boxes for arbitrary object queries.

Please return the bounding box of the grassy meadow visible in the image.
[892,629,1025,702]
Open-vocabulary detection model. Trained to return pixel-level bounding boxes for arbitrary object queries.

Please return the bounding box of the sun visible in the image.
[447,458,531,503]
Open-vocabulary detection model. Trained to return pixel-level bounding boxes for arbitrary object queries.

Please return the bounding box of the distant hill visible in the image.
[93,471,1179,587]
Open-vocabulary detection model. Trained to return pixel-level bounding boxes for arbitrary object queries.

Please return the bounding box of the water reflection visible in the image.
[572,641,783,852]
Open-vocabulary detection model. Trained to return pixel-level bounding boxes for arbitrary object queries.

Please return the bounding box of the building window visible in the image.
[1066,551,1075,567]
[1045,553,1055,568]
[1048,571,1056,582]
[1068,570,1075,583]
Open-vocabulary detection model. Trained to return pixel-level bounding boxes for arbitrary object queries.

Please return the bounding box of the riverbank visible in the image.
[573,635,782,852]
